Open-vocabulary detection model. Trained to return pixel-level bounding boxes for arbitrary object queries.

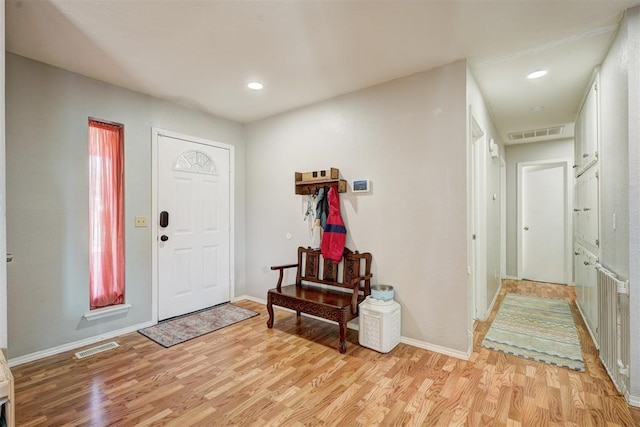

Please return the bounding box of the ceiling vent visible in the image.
[508,126,564,142]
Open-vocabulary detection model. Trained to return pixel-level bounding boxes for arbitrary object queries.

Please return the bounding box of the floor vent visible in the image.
[508,126,564,141]
[74,341,119,359]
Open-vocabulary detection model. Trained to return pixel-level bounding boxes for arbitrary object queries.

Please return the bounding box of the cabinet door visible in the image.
[576,80,599,175]
[576,167,599,251]
[574,246,585,305]
[574,245,598,341]
[574,111,583,177]
[583,250,599,341]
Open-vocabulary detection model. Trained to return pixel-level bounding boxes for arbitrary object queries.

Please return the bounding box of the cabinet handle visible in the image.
[574,208,581,212]
[583,153,589,158]
[573,165,578,169]
[574,251,579,256]
[584,261,590,266]
[583,207,591,211]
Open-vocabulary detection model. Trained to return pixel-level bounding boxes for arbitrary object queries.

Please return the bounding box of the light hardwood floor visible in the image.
[12,280,640,426]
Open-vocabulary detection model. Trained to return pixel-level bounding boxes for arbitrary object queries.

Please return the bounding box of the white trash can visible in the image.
[359,296,401,353]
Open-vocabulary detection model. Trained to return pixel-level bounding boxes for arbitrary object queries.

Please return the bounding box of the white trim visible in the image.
[400,337,470,361]
[468,109,487,333]
[232,294,264,304]
[8,320,155,367]
[152,129,159,323]
[575,299,599,350]
[83,304,132,321]
[236,295,469,361]
[500,156,507,278]
[516,158,572,284]
[466,106,475,336]
[151,128,235,323]
[629,394,640,408]
[502,275,520,280]
[485,280,502,318]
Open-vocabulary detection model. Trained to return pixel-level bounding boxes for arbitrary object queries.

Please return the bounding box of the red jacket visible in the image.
[321,186,346,262]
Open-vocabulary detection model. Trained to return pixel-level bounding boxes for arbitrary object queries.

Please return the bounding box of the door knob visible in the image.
[160,235,169,242]
[524,226,529,231]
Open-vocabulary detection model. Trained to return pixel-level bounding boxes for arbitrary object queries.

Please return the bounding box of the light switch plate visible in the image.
[135,216,148,227]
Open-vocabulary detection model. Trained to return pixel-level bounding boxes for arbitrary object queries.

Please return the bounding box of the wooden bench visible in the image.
[266,246,372,353]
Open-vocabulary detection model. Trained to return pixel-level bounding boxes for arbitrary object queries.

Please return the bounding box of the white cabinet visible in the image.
[574,244,598,342]
[575,166,599,252]
[575,78,599,177]
[573,72,601,348]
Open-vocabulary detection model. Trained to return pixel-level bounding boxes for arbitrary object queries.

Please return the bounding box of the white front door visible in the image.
[518,160,569,284]
[157,133,231,320]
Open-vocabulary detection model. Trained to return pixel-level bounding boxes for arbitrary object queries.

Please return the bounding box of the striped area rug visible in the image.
[482,293,585,371]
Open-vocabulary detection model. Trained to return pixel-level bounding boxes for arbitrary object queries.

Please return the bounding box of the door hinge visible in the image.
[596,170,599,178]
[596,239,600,246]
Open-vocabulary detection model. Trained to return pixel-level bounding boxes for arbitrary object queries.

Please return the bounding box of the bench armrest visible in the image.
[350,273,373,315]
[270,263,298,291]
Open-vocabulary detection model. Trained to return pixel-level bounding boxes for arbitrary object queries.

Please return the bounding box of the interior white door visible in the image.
[520,161,568,284]
[157,134,230,320]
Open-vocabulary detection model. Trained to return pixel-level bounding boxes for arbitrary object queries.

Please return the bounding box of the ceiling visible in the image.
[6,0,640,144]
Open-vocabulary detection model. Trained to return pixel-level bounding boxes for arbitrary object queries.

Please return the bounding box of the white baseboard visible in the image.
[502,275,519,280]
[486,281,502,317]
[629,394,640,408]
[234,295,468,361]
[575,300,599,349]
[400,336,470,360]
[476,280,503,322]
[8,320,156,367]
[233,294,265,304]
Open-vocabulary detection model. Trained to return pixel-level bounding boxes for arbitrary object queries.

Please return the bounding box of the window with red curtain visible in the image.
[89,119,125,309]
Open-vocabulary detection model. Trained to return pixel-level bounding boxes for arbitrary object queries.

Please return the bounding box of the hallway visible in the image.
[475,279,640,426]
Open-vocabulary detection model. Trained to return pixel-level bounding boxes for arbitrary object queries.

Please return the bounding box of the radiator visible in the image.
[596,264,630,397]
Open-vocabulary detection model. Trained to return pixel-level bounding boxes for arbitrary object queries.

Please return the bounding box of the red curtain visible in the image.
[89,120,125,309]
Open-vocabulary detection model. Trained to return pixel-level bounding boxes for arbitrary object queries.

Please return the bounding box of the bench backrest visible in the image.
[295,246,372,295]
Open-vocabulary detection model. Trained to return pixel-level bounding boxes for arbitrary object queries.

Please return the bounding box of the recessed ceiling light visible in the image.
[526,70,548,79]
[247,81,264,90]
[530,105,545,112]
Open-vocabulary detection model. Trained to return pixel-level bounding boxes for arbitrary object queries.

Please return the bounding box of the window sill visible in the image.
[83,304,132,322]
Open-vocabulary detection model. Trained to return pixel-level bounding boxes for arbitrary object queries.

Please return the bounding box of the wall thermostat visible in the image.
[352,179,370,193]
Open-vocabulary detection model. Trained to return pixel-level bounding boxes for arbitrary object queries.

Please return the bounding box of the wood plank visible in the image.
[10,279,639,425]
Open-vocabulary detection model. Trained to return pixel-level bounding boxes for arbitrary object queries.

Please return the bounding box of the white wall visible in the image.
[627,6,640,404]
[245,60,470,354]
[505,139,574,277]
[5,54,245,358]
[600,6,640,404]
[0,0,7,350]
[600,15,629,283]
[467,67,504,320]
